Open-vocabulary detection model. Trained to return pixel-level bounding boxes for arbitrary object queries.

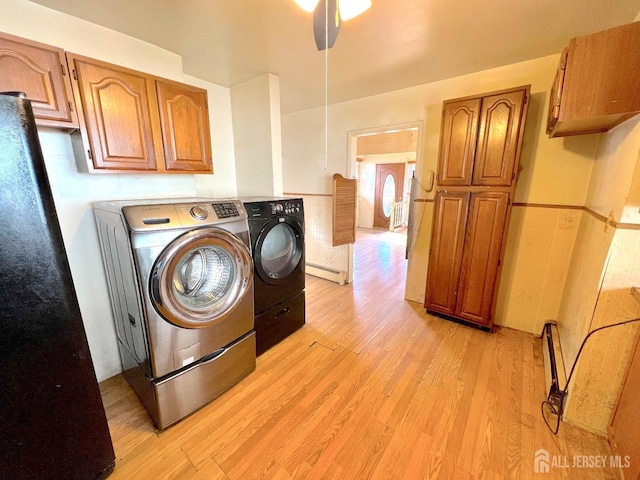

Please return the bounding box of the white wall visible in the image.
[231,74,284,197]
[357,163,376,228]
[0,0,237,381]
[185,75,238,199]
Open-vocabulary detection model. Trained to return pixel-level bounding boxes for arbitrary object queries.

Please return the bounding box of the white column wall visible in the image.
[231,74,284,197]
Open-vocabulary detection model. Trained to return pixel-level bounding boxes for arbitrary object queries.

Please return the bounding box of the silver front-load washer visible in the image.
[94,199,255,429]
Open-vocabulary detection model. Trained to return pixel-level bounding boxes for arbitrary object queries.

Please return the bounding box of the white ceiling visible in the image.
[30,0,640,114]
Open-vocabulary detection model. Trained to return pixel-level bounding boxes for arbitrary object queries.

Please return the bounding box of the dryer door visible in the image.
[255,217,304,285]
[150,227,253,328]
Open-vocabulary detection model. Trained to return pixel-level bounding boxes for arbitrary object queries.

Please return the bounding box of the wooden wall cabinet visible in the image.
[547,21,640,137]
[0,31,77,128]
[426,86,530,330]
[438,89,527,187]
[67,54,212,174]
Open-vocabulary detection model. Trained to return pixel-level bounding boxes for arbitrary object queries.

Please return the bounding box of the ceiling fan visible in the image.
[294,0,372,50]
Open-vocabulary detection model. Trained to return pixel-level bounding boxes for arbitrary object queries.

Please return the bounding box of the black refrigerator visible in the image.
[0,93,115,479]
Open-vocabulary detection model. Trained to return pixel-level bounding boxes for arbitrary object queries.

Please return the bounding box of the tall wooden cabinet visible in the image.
[425,86,530,329]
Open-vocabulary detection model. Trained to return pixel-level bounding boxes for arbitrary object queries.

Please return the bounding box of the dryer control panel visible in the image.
[245,199,303,219]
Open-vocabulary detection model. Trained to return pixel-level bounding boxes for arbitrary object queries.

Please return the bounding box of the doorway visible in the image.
[345,122,424,289]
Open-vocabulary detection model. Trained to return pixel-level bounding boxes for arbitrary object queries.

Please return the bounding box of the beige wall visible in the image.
[557,116,640,434]
[282,54,597,333]
[556,213,615,367]
[585,117,640,222]
[0,0,237,381]
[563,227,640,433]
[495,206,582,334]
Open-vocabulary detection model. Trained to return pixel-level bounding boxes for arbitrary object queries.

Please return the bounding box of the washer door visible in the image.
[255,217,303,285]
[150,227,253,329]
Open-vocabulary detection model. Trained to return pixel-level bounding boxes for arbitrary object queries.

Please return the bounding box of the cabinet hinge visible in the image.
[68,101,73,113]
[87,150,92,160]
[511,172,516,180]
[560,50,568,70]
[72,69,78,81]
[61,63,67,76]
[524,94,528,105]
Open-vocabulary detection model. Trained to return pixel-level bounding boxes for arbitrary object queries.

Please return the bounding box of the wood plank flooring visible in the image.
[99,228,621,480]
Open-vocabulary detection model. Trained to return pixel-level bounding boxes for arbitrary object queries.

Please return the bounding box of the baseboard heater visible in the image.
[306,263,347,286]
[541,322,567,410]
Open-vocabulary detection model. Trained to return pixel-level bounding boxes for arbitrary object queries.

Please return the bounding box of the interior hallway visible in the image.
[99,228,619,479]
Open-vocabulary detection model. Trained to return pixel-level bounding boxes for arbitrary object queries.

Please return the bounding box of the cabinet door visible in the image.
[546,48,568,135]
[69,55,160,171]
[437,98,480,186]
[455,192,509,326]
[0,32,76,126]
[473,90,527,186]
[425,191,470,316]
[610,331,640,480]
[156,80,213,173]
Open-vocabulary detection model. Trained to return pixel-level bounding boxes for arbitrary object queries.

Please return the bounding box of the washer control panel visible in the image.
[123,200,246,231]
[212,202,240,219]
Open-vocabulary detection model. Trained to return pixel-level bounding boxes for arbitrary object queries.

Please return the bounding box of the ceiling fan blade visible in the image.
[313,0,340,50]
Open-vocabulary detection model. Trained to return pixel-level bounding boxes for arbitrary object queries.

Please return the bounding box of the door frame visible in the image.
[346,121,424,284]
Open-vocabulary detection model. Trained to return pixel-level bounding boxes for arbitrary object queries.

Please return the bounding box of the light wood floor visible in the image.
[100,228,620,480]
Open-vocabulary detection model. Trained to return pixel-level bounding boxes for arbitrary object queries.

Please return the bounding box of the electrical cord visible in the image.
[406,173,434,257]
[542,315,640,434]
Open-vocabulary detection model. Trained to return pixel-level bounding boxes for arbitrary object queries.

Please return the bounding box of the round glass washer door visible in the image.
[255,218,303,283]
[150,227,253,329]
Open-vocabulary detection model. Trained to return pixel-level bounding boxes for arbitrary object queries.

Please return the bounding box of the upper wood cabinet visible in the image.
[437,98,480,186]
[67,53,213,174]
[0,32,77,128]
[69,55,160,171]
[473,90,527,186]
[547,21,640,137]
[156,80,212,173]
[438,87,528,187]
